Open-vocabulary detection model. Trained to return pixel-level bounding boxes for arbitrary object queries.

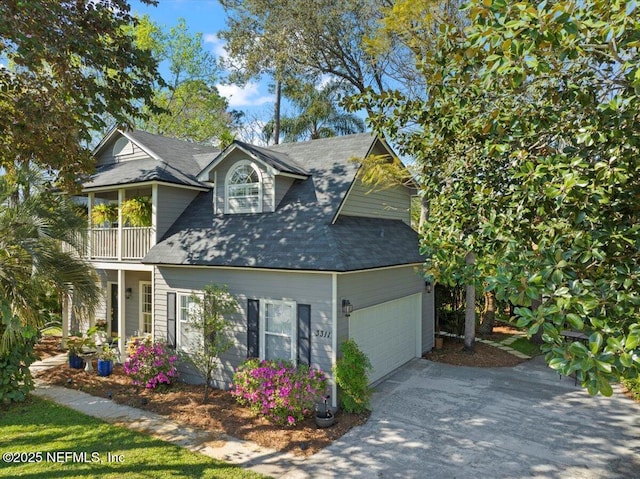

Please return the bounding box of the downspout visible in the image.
[331,273,338,409]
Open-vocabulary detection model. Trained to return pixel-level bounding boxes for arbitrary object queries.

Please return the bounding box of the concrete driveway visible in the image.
[283,356,640,479]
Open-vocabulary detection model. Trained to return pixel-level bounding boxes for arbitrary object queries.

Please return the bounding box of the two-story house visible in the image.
[63,127,434,406]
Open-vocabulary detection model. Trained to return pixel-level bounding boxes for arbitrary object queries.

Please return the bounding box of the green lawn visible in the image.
[0,396,268,479]
[502,337,542,357]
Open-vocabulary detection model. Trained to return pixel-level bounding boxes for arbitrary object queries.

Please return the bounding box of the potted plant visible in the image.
[120,196,151,227]
[96,343,118,377]
[67,336,86,369]
[91,203,117,226]
[315,395,335,428]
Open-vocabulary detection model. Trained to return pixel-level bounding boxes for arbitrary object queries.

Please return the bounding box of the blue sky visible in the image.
[129,0,274,115]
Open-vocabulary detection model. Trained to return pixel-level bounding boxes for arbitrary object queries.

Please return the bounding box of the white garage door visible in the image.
[349,293,422,384]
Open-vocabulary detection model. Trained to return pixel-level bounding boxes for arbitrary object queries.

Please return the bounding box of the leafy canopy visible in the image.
[355,0,640,395]
[0,0,162,190]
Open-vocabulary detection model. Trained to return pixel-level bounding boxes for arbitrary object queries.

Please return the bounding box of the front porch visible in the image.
[62,268,153,358]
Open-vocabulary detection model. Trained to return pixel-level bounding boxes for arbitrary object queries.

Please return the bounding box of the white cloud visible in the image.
[217,82,273,108]
[203,33,228,61]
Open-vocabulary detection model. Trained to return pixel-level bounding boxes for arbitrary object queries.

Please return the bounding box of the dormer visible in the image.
[197,141,309,215]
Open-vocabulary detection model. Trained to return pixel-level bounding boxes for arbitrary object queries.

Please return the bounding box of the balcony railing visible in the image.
[72,227,153,261]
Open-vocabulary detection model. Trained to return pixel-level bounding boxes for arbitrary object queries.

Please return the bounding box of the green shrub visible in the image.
[0,328,37,404]
[622,376,640,401]
[333,339,372,413]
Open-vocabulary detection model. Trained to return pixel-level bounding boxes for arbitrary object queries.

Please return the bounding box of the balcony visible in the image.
[72,227,153,261]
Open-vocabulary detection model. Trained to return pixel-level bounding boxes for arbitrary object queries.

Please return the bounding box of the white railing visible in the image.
[85,227,153,261]
[90,228,118,259]
[121,227,153,260]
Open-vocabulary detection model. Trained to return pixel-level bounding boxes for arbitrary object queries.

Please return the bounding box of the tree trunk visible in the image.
[464,252,476,352]
[478,291,496,336]
[273,80,281,145]
[418,195,429,234]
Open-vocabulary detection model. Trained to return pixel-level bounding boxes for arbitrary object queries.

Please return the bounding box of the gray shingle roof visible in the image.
[143,133,423,271]
[84,130,219,189]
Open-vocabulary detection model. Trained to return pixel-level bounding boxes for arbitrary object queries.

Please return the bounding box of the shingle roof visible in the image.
[84,130,219,189]
[143,133,423,271]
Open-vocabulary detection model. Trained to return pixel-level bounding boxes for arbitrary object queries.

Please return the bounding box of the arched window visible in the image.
[226,162,262,213]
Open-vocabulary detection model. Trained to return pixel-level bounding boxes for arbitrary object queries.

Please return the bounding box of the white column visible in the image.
[61,294,69,349]
[151,183,158,246]
[118,269,126,360]
[87,193,94,259]
[117,189,124,261]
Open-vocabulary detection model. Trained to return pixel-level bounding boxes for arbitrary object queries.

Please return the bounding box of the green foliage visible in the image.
[0,326,36,404]
[231,358,328,425]
[356,0,640,395]
[0,167,100,356]
[262,79,365,143]
[120,196,152,227]
[91,203,118,226]
[132,16,236,146]
[622,377,640,402]
[0,0,161,191]
[333,339,372,413]
[184,284,238,402]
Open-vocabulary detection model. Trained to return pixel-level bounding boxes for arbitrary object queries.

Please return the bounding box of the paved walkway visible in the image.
[31,354,301,478]
[29,342,640,479]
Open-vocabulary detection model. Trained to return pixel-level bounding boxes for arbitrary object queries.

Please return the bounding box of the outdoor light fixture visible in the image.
[125,287,132,299]
[342,299,353,317]
[425,281,432,294]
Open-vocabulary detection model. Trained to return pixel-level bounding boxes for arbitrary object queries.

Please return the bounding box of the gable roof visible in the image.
[198,140,309,180]
[84,129,219,190]
[143,133,423,272]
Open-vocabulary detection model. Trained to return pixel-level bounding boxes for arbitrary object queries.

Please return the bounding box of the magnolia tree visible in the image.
[186,284,238,402]
[355,0,640,395]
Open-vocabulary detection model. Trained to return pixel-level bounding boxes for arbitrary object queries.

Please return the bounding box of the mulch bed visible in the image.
[34,329,529,456]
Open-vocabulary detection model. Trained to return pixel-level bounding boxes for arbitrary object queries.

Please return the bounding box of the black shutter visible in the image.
[247,299,259,358]
[297,304,311,365]
[167,292,176,348]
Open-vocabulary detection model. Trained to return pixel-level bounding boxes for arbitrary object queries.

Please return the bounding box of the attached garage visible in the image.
[349,293,422,384]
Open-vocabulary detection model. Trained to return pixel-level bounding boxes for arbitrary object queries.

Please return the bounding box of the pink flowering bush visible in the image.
[231,359,327,426]
[123,338,179,389]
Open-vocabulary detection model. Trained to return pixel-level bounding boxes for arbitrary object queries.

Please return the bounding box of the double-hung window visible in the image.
[177,293,200,352]
[260,300,297,361]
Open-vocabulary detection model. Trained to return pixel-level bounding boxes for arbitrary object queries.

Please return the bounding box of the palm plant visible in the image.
[263,80,366,143]
[0,165,100,356]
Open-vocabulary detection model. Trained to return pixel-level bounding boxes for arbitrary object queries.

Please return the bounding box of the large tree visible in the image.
[0,166,101,402]
[218,0,422,142]
[0,0,162,190]
[262,80,365,143]
[132,16,237,146]
[356,0,640,394]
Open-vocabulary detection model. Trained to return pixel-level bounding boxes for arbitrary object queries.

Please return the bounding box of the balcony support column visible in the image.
[87,193,94,259]
[118,269,126,360]
[117,189,124,261]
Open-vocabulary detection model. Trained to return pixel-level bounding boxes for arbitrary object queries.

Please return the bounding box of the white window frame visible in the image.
[259,299,297,361]
[177,292,201,352]
[139,281,153,335]
[225,160,263,214]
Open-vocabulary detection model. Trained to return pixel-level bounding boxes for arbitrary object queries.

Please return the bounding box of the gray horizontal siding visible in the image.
[336,266,428,351]
[97,139,150,167]
[339,178,412,224]
[154,267,333,386]
[156,185,199,240]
